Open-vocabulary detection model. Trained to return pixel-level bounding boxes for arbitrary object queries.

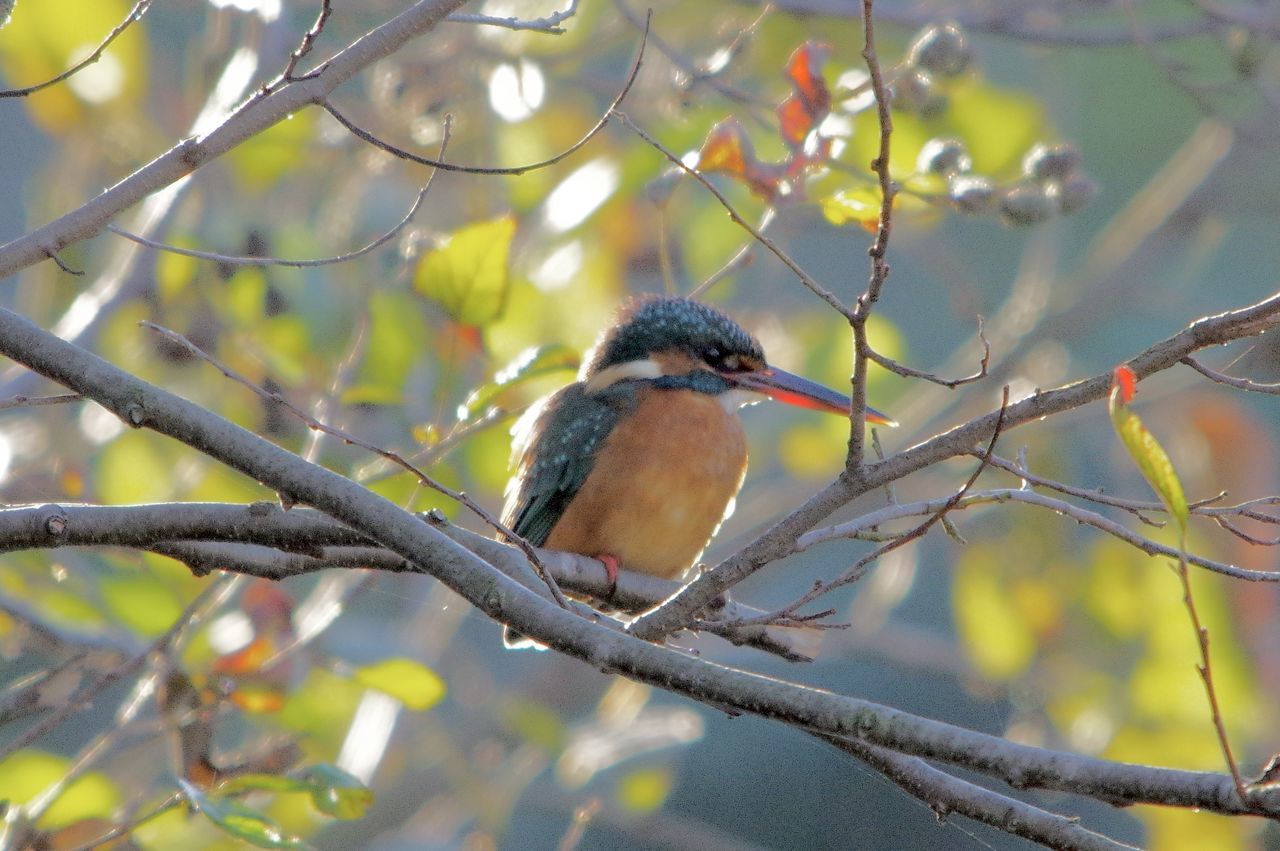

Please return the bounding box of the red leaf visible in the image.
[777,42,832,149]
[1111,364,1137,405]
[785,42,831,114]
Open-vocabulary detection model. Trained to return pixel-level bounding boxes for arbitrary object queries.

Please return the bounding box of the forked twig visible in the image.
[282,0,334,83]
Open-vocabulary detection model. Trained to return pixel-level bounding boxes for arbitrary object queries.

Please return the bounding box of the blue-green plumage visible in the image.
[504,381,630,547]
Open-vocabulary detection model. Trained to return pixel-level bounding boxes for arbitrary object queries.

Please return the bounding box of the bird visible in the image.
[500,295,894,641]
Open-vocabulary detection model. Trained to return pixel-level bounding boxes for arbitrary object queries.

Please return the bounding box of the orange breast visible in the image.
[544,388,748,579]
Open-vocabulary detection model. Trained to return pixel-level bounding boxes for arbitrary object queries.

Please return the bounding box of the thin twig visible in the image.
[0,0,153,98]
[1173,546,1250,803]
[45,249,84,276]
[107,117,452,269]
[858,0,896,306]
[867,316,991,388]
[1213,515,1280,546]
[0,580,230,762]
[447,0,581,34]
[1182,355,1280,395]
[613,110,850,317]
[321,13,648,175]
[975,450,1237,524]
[137,322,570,609]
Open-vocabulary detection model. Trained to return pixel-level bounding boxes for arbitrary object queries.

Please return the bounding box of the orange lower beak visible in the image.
[730,367,897,426]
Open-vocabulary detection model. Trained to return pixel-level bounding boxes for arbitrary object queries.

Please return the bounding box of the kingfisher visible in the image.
[501,296,895,611]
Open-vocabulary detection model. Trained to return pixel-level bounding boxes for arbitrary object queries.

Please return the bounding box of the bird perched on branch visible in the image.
[501,295,894,642]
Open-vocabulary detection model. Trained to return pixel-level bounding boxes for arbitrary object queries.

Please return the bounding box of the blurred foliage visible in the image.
[1,0,1280,849]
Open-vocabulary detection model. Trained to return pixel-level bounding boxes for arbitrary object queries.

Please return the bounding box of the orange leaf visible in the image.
[785,42,831,114]
[212,636,276,676]
[777,95,814,147]
[699,119,752,176]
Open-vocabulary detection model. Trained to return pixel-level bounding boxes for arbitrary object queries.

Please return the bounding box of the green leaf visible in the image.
[458,343,578,421]
[414,216,516,326]
[181,780,308,849]
[1108,368,1189,532]
[217,766,373,821]
[352,657,446,711]
[216,774,309,797]
[296,764,373,820]
[342,291,428,406]
[99,573,183,637]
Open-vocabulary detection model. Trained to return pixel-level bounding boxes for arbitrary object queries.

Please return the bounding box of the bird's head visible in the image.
[581,296,896,425]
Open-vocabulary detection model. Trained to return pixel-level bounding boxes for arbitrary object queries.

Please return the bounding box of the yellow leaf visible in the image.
[616,767,673,814]
[0,750,120,830]
[820,188,880,228]
[953,546,1036,679]
[353,658,446,711]
[95,431,176,504]
[226,110,317,190]
[945,78,1045,176]
[414,216,517,326]
[1108,370,1189,531]
[100,573,183,637]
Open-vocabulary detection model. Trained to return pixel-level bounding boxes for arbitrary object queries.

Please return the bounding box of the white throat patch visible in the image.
[583,358,664,394]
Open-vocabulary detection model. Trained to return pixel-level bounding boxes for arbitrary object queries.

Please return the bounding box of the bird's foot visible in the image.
[596,554,620,598]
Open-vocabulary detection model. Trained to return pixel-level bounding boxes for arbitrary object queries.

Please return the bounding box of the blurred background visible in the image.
[2,0,1280,848]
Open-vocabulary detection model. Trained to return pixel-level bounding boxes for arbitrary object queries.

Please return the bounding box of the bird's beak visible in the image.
[730,367,897,426]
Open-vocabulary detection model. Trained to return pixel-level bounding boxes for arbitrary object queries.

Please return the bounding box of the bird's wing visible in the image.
[502,382,626,546]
